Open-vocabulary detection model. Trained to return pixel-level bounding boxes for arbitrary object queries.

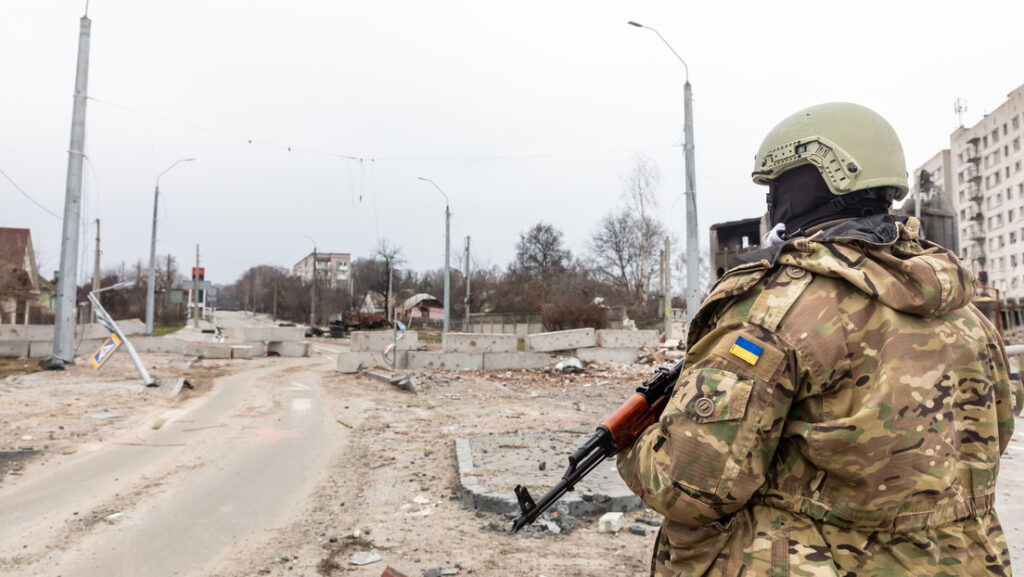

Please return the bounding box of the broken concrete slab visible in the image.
[406,351,483,371]
[482,352,552,371]
[525,328,596,352]
[575,347,640,365]
[268,341,311,357]
[0,340,30,358]
[350,330,419,353]
[443,332,518,354]
[596,330,659,349]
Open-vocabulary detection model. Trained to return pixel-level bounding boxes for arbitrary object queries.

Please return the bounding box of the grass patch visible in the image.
[152,323,186,337]
[0,359,39,379]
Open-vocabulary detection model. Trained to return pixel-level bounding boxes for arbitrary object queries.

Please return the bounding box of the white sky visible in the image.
[3,0,1023,284]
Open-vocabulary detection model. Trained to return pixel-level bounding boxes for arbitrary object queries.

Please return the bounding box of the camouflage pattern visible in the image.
[618,215,1015,576]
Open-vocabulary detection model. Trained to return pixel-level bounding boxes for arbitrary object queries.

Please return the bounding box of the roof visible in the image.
[400,293,442,310]
[0,228,31,268]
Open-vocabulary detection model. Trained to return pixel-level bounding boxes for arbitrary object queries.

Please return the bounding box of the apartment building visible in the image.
[293,251,352,290]
[950,82,1024,328]
[901,149,958,254]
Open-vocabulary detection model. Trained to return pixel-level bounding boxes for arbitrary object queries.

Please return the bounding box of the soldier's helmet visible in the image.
[751,103,909,201]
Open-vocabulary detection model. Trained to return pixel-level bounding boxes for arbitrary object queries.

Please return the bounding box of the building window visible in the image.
[1012,231,1018,245]
[1015,138,1021,152]
[1014,117,1020,131]
[1004,123,1009,136]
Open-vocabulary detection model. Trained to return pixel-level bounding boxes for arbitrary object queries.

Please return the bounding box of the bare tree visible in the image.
[376,238,404,320]
[512,222,571,280]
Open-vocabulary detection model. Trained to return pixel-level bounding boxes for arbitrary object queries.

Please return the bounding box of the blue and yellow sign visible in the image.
[730,336,762,365]
[89,333,122,369]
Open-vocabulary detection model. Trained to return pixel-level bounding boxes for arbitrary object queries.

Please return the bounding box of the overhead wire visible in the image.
[0,166,62,220]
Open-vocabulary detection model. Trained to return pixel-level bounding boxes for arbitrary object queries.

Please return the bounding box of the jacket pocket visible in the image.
[659,367,756,497]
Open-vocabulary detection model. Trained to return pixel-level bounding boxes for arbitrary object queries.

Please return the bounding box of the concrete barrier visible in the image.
[597,330,659,349]
[525,328,596,352]
[0,341,29,358]
[200,342,233,359]
[406,351,483,371]
[351,330,419,352]
[576,347,640,365]
[230,345,254,359]
[482,352,552,370]
[131,337,186,354]
[245,341,267,356]
[336,351,397,373]
[268,341,311,358]
[271,326,307,342]
[243,327,273,341]
[443,332,518,354]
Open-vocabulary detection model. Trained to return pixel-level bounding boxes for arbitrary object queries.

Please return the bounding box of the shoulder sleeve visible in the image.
[617,323,796,526]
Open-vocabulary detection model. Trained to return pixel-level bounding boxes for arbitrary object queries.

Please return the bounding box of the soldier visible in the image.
[617,102,1015,576]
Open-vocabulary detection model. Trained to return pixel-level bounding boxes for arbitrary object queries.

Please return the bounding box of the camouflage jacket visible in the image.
[617,214,1015,576]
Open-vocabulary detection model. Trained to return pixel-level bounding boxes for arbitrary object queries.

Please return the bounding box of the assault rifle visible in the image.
[511,360,684,532]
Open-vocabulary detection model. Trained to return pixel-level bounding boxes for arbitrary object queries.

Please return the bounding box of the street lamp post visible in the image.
[303,235,317,328]
[417,177,451,334]
[628,20,700,326]
[145,157,195,336]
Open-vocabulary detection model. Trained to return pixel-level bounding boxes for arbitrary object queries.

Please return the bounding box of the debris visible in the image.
[20,435,32,441]
[554,357,585,374]
[336,418,354,429]
[87,412,124,420]
[350,549,382,566]
[538,461,546,471]
[440,569,460,576]
[598,512,624,533]
[106,512,124,520]
[629,525,647,536]
[413,494,430,505]
[636,512,662,526]
[381,567,410,577]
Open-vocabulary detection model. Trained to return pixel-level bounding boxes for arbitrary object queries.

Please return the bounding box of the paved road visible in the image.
[0,359,342,576]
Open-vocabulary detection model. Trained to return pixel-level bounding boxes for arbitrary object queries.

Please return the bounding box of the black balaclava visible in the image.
[767,164,895,239]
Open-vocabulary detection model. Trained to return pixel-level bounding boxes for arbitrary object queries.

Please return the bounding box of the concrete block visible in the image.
[0,340,29,358]
[243,327,273,341]
[350,330,419,352]
[183,341,202,357]
[575,347,640,365]
[525,328,596,352]
[0,327,30,340]
[230,345,254,359]
[268,341,311,357]
[482,352,552,371]
[443,332,518,354]
[270,326,307,342]
[200,342,232,359]
[244,341,267,356]
[599,512,624,533]
[406,351,482,371]
[597,330,659,349]
[131,337,185,354]
[337,351,383,373]
[27,341,52,358]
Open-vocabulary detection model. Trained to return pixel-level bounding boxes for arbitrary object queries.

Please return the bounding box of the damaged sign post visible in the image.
[88,282,156,386]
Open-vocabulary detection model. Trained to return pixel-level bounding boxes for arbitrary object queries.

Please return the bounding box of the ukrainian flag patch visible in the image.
[730,336,762,365]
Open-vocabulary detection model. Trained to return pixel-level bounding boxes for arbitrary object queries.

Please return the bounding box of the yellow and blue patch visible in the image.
[730,336,762,365]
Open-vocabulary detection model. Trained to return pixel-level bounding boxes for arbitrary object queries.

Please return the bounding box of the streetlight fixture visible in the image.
[145,157,195,335]
[628,20,700,330]
[417,177,451,334]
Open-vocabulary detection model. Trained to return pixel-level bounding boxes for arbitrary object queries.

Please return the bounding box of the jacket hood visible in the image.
[758,214,976,317]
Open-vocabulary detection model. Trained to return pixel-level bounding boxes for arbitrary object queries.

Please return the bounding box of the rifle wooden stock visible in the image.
[601,393,671,451]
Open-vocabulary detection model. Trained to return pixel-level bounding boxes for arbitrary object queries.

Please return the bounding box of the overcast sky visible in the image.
[3,0,1023,285]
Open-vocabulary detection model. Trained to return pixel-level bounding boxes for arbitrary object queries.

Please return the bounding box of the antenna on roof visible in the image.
[954,97,968,128]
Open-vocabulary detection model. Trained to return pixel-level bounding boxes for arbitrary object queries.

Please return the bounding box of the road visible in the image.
[0,347,342,575]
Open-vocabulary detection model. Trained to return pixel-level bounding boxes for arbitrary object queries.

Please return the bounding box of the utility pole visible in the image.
[683,79,699,325]
[50,12,92,367]
[91,218,100,323]
[443,203,451,333]
[193,244,200,328]
[463,235,471,332]
[309,247,317,327]
[663,237,671,340]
